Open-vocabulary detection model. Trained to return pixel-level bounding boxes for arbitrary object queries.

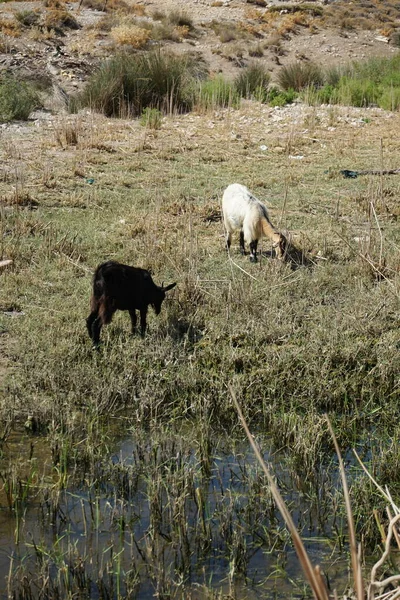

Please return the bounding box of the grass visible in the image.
[110,23,150,48]
[1,84,400,596]
[76,50,199,117]
[0,75,40,121]
[234,63,271,102]
[303,55,400,111]
[277,61,324,92]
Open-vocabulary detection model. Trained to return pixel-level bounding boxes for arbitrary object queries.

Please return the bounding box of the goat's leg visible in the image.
[225,231,232,252]
[249,239,258,262]
[129,309,137,335]
[91,317,102,347]
[239,230,245,255]
[86,311,98,340]
[139,307,148,338]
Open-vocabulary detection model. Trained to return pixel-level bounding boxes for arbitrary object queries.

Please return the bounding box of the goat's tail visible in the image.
[261,218,286,258]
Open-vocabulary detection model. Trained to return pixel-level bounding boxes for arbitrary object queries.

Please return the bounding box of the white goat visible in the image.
[222,183,286,262]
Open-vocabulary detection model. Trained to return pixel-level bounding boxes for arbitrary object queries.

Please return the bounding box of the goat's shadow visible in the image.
[262,243,315,270]
[165,317,204,344]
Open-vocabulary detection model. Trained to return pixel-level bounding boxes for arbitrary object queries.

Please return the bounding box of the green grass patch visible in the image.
[303,55,400,110]
[0,76,40,122]
[187,75,241,111]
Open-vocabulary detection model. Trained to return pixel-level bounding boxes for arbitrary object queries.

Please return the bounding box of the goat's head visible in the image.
[152,282,177,314]
[274,233,287,259]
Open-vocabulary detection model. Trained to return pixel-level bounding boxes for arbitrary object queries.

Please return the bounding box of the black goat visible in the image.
[86,261,176,346]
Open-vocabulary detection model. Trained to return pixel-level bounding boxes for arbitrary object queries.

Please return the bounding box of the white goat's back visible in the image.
[222,183,268,243]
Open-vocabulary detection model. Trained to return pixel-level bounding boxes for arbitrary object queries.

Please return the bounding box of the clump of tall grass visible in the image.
[43,7,79,30]
[76,50,199,117]
[234,63,270,102]
[15,9,40,27]
[0,76,40,121]
[304,55,400,110]
[277,61,323,92]
[267,3,323,16]
[149,8,194,41]
[190,76,240,112]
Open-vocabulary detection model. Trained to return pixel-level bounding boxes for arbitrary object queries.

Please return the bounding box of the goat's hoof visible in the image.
[249,255,258,263]
[92,343,101,351]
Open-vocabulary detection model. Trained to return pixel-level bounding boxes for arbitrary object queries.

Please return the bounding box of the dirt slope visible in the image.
[0,0,399,101]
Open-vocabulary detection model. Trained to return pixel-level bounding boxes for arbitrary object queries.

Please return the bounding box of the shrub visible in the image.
[15,10,40,27]
[140,107,162,129]
[234,63,270,102]
[0,76,40,122]
[44,8,79,30]
[167,9,193,29]
[267,86,297,107]
[77,50,199,117]
[110,24,150,48]
[305,83,336,105]
[0,17,21,36]
[190,76,240,111]
[277,61,323,91]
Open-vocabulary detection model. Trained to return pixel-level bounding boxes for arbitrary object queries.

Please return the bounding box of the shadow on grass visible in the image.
[166,317,204,344]
[262,242,315,270]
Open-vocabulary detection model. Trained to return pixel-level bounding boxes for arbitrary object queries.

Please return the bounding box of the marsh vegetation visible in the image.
[0,86,400,597]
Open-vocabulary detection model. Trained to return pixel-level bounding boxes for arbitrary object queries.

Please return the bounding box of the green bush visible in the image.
[277,61,323,92]
[337,76,379,107]
[190,76,240,111]
[234,63,270,102]
[378,87,400,111]
[302,56,400,111]
[0,77,40,122]
[140,106,162,129]
[267,86,297,107]
[77,50,199,117]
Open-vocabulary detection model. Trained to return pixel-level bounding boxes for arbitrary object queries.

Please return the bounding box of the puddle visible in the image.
[0,425,366,598]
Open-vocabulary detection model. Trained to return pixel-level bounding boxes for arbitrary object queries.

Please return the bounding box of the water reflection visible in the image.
[0,425,354,599]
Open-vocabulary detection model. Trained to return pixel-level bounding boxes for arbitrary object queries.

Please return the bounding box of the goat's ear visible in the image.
[163,282,177,292]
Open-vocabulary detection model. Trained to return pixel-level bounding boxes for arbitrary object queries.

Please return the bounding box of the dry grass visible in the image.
[323,0,399,34]
[43,8,79,30]
[110,23,150,48]
[0,17,21,37]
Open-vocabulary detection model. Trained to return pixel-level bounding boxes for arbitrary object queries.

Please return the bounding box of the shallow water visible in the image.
[0,425,356,599]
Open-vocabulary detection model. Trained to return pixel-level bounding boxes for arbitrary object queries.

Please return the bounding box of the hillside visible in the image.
[0,0,399,103]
